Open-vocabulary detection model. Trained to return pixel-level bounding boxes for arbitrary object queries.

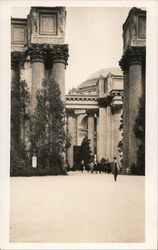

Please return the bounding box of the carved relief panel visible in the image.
[138,16,146,38]
[11,25,26,44]
[39,13,57,35]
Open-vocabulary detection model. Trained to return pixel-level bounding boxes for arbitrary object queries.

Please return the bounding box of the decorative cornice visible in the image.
[65,95,98,102]
[119,46,146,74]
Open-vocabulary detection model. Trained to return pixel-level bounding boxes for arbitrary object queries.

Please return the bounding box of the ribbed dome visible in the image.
[78,67,123,89]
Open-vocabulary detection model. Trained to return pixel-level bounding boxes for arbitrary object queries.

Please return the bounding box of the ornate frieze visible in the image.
[119,46,145,74]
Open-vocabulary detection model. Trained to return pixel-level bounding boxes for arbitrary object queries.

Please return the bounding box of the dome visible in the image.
[78,67,123,90]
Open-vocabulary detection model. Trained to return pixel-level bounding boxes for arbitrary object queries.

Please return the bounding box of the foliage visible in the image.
[118,112,123,163]
[10,70,30,175]
[29,77,67,175]
[79,136,91,165]
[133,92,145,175]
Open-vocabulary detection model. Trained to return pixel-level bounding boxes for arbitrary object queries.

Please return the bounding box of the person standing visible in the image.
[81,160,85,172]
[112,157,119,181]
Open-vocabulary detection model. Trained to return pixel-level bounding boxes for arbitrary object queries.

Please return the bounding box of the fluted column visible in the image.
[11,52,24,85]
[96,116,100,160]
[106,106,111,160]
[111,108,122,160]
[50,45,69,101]
[30,45,45,111]
[120,46,145,168]
[97,107,107,160]
[123,71,129,168]
[128,61,143,166]
[22,55,32,92]
[66,109,76,167]
[11,63,16,85]
[87,111,95,154]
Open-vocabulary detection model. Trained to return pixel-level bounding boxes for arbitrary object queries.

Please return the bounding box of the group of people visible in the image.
[80,157,120,181]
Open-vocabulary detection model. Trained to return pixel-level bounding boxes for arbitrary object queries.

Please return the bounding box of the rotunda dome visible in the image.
[78,67,123,90]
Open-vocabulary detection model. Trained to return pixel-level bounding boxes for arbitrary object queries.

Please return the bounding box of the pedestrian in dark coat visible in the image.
[111,157,119,181]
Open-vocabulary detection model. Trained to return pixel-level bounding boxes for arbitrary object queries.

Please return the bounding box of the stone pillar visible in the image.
[30,45,45,111]
[111,109,122,160]
[11,63,16,85]
[123,72,129,168]
[106,106,111,160]
[50,45,69,101]
[128,61,143,166]
[119,47,145,169]
[22,55,32,92]
[53,63,65,101]
[11,52,23,85]
[87,112,95,154]
[76,113,80,146]
[66,110,76,168]
[96,116,100,160]
[97,107,107,160]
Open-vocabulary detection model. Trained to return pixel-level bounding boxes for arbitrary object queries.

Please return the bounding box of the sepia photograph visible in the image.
[0,0,158,249]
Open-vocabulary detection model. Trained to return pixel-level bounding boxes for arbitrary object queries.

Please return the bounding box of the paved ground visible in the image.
[10,171,145,243]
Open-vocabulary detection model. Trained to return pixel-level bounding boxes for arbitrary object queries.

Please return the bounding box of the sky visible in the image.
[12,7,130,93]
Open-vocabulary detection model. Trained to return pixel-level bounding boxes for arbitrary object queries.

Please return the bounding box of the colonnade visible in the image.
[66,101,122,168]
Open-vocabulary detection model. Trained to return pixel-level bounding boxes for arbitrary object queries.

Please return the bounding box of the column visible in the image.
[22,55,32,92]
[128,61,143,166]
[11,52,21,86]
[112,109,122,160]
[11,63,16,85]
[119,46,145,169]
[50,45,69,101]
[123,72,129,168]
[106,106,111,160]
[87,112,95,154]
[98,107,107,160]
[96,116,100,160]
[76,113,79,146]
[31,46,45,111]
[66,110,76,168]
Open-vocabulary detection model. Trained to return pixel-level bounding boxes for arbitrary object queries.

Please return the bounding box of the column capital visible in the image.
[111,104,123,114]
[51,44,69,66]
[66,108,76,117]
[86,109,98,117]
[98,95,113,108]
[119,46,145,74]
[25,44,46,63]
[25,43,69,67]
[11,51,26,70]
